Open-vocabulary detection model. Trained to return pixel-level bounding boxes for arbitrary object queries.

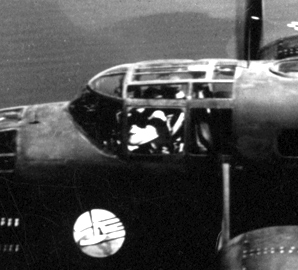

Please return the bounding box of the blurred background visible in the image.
[1,0,296,108]
[0,0,238,108]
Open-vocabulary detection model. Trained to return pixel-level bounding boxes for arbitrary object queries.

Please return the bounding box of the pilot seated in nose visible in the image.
[128,110,171,154]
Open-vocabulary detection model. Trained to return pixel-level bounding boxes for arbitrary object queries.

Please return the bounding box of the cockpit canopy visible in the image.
[70,59,237,158]
[88,59,237,99]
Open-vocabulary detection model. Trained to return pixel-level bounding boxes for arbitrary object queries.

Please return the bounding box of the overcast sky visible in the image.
[262,0,298,43]
[59,0,298,45]
[0,0,297,107]
[59,0,236,30]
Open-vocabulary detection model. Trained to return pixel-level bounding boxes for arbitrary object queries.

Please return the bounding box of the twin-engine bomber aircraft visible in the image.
[2,0,298,269]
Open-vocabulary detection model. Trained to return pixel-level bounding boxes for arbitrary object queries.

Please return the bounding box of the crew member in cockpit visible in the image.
[127,83,186,154]
[193,83,213,99]
[128,110,171,154]
[164,87,185,153]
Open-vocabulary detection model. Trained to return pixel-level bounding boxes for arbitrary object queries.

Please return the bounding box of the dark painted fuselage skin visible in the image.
[1,101,221,269]
[2,58,298,269]
[234,60,298,163]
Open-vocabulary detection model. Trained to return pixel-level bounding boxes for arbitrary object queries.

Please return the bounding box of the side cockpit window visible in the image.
[132,71,205,81]
[126,79,187,155]
[189,108,233,155]
[127,84,187,99]
[192,83,213,99]
[211,65,235,98]
[127,107,185,154]
[192,64,236,99]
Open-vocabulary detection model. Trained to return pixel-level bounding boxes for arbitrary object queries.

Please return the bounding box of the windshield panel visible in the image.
[90,73,125,97]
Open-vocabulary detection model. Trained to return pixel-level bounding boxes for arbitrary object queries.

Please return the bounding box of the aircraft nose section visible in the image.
[220,226,298,270]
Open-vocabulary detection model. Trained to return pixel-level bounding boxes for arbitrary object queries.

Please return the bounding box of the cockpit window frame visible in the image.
[87,63,131,99]
[74,59,237,159]
[126,82,190,100]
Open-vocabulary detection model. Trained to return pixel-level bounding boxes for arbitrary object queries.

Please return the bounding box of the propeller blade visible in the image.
[236,0,263,60]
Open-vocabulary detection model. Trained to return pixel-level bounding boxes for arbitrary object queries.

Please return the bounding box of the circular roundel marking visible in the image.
[73,209,126,258]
